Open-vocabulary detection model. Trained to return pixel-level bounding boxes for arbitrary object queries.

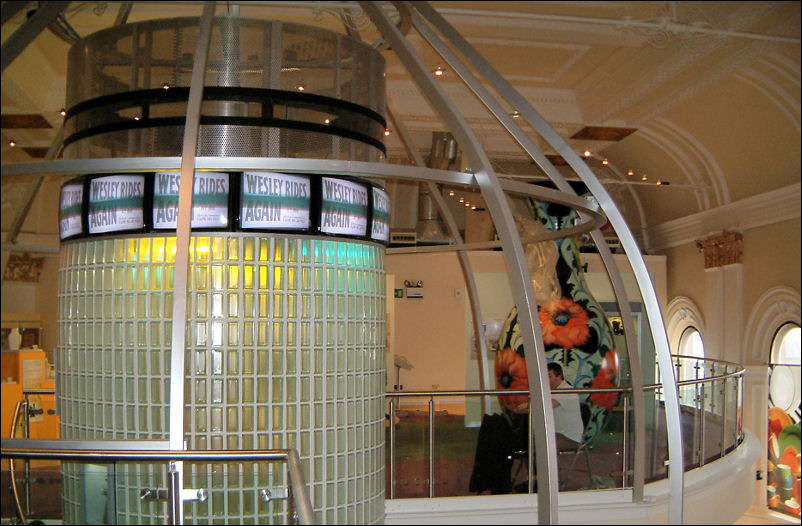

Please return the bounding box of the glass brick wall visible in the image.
[57,234,386,524]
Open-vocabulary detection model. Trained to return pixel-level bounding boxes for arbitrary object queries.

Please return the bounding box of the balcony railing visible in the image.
[384,355,745,499]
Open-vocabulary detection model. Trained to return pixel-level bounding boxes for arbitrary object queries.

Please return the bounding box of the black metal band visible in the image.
[64,86,387,154]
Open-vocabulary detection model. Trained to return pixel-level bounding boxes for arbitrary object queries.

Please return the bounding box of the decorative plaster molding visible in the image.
[646,183,801,251]
[665,296,705,354]
[743,286,801,365]
[2,252,44,282]
[695,231,743,269]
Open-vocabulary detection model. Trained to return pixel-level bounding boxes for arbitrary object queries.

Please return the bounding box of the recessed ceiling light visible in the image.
[324,118,330,124]
[511,110,520,119]
[297,85,305,91]
[59,108,67,117]
[602,159,609,165]
[384,129,391,136]
[459,197,464,203]
[448,190,455,196]
[9,140,17,147]
[433,66,444,77]
[162,82,170,90]
[641,174,648,181]
[583,149,592,157]
[627,169,634,176]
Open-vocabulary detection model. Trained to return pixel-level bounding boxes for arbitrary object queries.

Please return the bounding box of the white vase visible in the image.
[8,328,21,351]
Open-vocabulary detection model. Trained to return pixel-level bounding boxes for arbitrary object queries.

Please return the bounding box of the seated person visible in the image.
[547,362,585,448]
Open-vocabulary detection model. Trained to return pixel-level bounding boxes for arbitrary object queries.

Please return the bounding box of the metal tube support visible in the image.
[167,5,216,525]
[428,396,435,498]
[23,395,31,516]
[622,394,629,487]
[389,397,396,499]
[168,462,181,525]
[528,400,535,494]
[362,3,558,521]
[408,0,648,504]
[699,381,706,467]
[720,379,727,459]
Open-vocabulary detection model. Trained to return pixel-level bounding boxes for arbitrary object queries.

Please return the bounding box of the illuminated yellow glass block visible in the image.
[57,233,386,524]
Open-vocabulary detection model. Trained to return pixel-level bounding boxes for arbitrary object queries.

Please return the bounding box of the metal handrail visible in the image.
[386,358,746,499]
[1,439,315,525]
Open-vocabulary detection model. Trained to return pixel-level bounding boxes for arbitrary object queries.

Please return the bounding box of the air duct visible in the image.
[415,131,458,244]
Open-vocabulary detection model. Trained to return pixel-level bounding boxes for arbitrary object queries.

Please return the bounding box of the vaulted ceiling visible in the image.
[2,1,800,252]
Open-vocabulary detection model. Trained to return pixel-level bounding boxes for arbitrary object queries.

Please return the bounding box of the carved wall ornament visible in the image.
[3,252,45,282]
[695,230,743,269]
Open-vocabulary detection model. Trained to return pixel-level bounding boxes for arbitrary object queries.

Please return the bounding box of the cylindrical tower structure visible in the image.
[56,16,387,524]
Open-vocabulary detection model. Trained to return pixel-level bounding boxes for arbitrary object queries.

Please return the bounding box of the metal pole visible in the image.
[428,396,435,498]
[720,378,727,459]
[389,397,396,499]
[699,381,706,467]
[23,395,31,516]
[168,462,181,525]
[167,5,216,525]
[622,394,629,487]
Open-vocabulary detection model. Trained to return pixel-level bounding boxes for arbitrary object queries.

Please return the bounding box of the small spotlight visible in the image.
[583,149,591,157]
[464,201,471,207]
[448,190,455,196]
[471,205,477,210]
[459,197,464,203]
[511,110,520,119]
[297,85,305,91]
[324,118,330,124]
[602,159,609,165]
[8,140,17,147]
[162,82,170,90]
[641,174,648,181]
[433,66,444,77]
[133,116,140,121]
[384,129,391,136]
[627,169,634,176]
[59,108,67,117]
[656,179,662,185]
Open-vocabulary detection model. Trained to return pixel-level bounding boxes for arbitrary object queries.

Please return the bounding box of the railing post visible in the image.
[720,377,727,459]
[699,381,706,467]
[389,397,396,499]
[428,396,435,498]
[622,393,629,487]
[168,462,181,525]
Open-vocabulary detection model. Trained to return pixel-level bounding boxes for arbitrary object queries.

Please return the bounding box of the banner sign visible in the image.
[59,182,84,240]
[320,177,368,237]
[240,171,311,230]
[153,171,230,229]
[87,175,145,234]
[371,187,390,242]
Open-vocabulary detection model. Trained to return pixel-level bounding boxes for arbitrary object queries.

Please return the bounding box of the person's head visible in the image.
[547,362,564,390]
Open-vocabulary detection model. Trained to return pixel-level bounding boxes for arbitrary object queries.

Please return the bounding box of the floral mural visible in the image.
[495,196,623,443]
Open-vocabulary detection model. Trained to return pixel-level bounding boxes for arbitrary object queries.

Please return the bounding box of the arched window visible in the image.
[679,327,705,359]
[771,323,801,365]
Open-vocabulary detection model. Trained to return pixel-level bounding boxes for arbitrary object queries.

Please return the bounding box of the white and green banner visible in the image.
[320,177,368,236]
[153,171,230,229]
[371,187,390,242]
[59,183,84,239]
[240,171,311,230]
[88,175,145,234]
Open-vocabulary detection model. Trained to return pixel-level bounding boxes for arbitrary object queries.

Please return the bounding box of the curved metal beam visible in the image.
[361,2,559,522]
[405,2,649,501]
[406,1,684,520]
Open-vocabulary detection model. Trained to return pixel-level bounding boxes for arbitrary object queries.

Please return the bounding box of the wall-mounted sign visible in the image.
[320,177,368,237]
[371,187,390,243]
[59,181,84,240]
[152,171,230,229]
[87,174,145,234]
[240,171,311,230]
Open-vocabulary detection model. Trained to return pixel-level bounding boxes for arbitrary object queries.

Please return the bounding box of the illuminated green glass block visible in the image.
[57,234,386,524]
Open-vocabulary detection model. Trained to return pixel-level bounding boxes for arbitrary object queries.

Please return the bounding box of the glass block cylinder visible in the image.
[57,234,386,524]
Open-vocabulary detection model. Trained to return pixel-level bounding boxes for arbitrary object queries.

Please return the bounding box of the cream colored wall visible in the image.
[385,252,468,392]
[742,218,802,337]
